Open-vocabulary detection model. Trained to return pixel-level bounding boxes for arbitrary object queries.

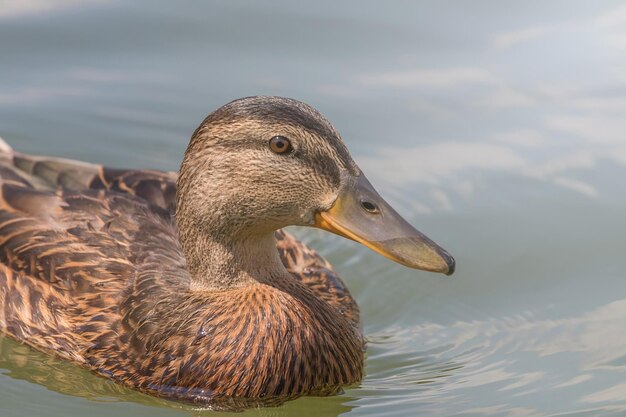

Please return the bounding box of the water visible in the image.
[1,1,626,415]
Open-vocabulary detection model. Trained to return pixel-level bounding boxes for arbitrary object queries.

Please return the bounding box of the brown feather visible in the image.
[0,139,363,407]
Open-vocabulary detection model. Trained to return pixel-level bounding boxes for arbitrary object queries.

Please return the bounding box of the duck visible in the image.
[0,96,454,408]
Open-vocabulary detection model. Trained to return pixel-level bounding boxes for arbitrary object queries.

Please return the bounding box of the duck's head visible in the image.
[177,96,454,277]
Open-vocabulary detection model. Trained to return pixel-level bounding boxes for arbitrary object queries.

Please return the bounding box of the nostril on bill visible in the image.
[360,200,379,214]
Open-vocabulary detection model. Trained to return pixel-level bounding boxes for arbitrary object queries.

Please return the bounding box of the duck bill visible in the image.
[314,174,455,275]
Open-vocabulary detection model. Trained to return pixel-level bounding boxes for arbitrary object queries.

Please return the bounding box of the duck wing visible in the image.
[0,144,186,359]
[8,148,178,212]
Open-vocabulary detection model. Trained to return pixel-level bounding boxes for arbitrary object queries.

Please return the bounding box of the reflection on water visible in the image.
[358,298,626,416]
[0,335,196,412]
[1,0,626,416]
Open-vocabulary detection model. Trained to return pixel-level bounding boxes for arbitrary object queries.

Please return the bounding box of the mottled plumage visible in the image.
[0,97,366,408]
[0,96,454,409]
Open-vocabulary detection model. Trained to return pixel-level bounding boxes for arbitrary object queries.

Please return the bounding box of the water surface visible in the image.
[1,1,626,416]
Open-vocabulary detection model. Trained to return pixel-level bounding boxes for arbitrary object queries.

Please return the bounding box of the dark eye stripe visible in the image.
[269,136,292,154]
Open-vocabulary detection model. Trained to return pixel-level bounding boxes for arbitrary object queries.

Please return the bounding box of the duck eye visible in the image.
[269,136,292,154]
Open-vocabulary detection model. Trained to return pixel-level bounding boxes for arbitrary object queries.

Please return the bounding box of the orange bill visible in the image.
[314,173,455,275]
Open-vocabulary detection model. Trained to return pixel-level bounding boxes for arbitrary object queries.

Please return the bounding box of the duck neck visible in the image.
[175,153,292,291]
[179,226,288,291]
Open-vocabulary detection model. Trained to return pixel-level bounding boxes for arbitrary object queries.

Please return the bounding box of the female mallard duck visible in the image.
[0,96,454,407]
